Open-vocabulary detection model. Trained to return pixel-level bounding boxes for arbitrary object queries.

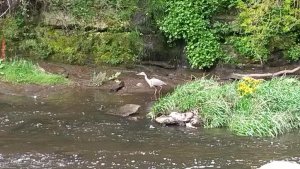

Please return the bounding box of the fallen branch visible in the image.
[0,0,10,18]
[230,66,300,79]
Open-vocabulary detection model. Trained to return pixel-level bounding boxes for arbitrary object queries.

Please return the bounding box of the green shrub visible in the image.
[234,0,300,63]
[286,45,300,62]
[156,0,235,69]
[229,36,269,63]
[150,78,236,128]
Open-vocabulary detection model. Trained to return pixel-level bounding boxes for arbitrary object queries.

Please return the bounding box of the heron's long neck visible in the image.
[144,75,152,87]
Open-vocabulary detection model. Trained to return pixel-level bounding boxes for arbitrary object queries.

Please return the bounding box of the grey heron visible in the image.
[137,72,167,100]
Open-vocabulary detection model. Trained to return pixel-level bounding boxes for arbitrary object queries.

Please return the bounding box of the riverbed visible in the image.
[0,88,299,169]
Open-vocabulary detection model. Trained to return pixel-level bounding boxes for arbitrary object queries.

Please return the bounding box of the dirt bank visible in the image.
[1,61,300,99]
[0,61,195,99]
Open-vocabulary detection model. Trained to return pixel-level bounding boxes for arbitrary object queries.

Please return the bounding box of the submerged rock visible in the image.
[110,104,141,117]
[258,161,300,169]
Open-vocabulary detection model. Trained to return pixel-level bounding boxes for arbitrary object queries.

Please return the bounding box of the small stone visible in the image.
[149,125,155,129]
[136,83,144,87]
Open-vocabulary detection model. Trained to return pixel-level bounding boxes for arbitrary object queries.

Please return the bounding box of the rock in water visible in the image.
[110,81,125,92]
[169,111,194,122]
[258,161,300,169]
[155,110,201,127]
[112,104,141,117]
[155,115,177,124]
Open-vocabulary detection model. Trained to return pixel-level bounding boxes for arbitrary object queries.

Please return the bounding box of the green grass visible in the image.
[0,59,69,85]
[150,77,300,137]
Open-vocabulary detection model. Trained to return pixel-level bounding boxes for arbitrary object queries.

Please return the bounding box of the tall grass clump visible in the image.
[150,77,300,137]
[0,59,68,85]
[229,78,300,137]
[150,78,238,128]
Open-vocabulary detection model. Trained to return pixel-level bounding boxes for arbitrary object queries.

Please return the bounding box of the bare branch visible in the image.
[230,66,300,79]
[0,0,11,18]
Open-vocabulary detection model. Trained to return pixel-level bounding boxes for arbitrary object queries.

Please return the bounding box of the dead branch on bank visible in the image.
[230,66,300,80]
[0,0,11,18]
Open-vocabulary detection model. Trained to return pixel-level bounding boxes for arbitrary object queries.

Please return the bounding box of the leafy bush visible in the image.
[286,45,300,62]
[151,77,300,137]
[156,0,235,69]
[233,0,300,63]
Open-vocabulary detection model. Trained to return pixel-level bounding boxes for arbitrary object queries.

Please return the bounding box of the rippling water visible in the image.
[0,89,299,168]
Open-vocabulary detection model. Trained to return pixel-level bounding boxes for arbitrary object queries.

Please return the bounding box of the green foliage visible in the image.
[156,0,235,69]
[286,45,300,62]
[27,28,88,64]
[47,0,138,28]
[18,27,142,65]
[230,78,300,136]
[151,77,300,137]
[0,59,4,75]
[0,17,20,40]
[0,59,68,84]
[150,78,236,128]
[93,32,142,65]
[230,36,269,62]
[232,0,300,63]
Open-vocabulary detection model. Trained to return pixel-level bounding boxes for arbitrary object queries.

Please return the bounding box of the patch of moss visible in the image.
[28,27,89,64]
[46,0,139,30]
[20,27,142,65]
[93,32,142,65]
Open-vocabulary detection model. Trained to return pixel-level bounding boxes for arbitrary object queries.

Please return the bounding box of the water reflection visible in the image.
[0,89,299,168]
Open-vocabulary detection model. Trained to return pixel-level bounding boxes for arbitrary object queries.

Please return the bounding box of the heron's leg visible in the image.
[154,87,157,100]
[158,86,163,98]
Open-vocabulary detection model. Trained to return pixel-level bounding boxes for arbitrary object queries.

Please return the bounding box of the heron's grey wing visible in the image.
[150,78,167,86]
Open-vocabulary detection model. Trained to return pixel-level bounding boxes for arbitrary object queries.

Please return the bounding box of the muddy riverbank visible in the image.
[2,61,300,100]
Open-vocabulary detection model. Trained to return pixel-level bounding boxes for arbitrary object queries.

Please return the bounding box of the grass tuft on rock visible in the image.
[150,77,300,137]
[0,59,69,85]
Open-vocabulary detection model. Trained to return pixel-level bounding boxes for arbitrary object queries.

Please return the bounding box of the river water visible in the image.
[0,88,299,169]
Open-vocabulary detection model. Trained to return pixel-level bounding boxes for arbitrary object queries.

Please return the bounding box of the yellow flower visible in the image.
[237,77,261,96]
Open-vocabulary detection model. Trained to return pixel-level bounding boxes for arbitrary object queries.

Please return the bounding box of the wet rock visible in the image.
[155,110,201,128]
[155,115,177,124]
[113,104,141,117]
[189,110,202,127]
[169,111,194,122]
[258,161,300,169]
[186,122,197,129]
[110,81,125,92]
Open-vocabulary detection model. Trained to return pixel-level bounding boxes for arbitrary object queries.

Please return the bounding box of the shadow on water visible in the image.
[0,89,299,169]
